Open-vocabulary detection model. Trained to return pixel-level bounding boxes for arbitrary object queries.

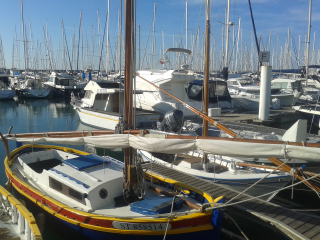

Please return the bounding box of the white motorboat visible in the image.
[71,80,161,130]
[43,72,85,97]
[135,48,233,117]
[227,77,300,110]
[16,77,50,98]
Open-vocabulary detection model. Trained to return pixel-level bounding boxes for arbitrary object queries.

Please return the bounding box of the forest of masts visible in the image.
[1,3,319,75]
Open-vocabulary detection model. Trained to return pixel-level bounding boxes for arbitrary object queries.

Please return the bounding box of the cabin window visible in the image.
[60,79,70,86]
[49,177,63,191]
[188,85,202,97]
[272,82,281,88]
[281,82,288,89]
[48,77,55,82]
[292,81,302,92]
[49,177,86,205]
[210,82,228,97]
[99,189,108,199]
[84,91,92,99]
[68,188,83,202]
[96,94,109,100]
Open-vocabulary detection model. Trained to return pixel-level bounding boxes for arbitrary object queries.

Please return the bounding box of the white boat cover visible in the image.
[7,134,320,162]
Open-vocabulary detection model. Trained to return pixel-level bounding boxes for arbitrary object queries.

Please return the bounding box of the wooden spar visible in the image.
[2,130,148,139]
[203,0,210,138]
[124,0,135,189]
[0,133,11,162]
[202,0,210,166]
[148,185,201,210]
[237,162,287,172]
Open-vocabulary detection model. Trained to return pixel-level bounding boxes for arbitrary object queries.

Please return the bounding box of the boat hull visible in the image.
[17,89,50,98]
[47,85,84,97]
[139,150,291,201]
[0,89,16,100]
[231,94,298,110]
[75,107,120,130]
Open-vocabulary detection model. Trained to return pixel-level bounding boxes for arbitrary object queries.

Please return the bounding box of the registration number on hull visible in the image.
[112,221,170,231]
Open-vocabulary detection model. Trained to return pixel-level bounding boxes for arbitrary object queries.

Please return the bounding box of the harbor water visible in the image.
[0,97,319,240]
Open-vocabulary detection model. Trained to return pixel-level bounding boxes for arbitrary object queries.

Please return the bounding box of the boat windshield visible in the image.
[55,78,75,86]
[239,79,253,85]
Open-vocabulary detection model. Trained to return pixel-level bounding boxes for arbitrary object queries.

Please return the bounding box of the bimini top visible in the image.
[165,48,192,55]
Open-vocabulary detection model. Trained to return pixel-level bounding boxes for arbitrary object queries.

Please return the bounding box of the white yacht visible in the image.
[16,77,50,98]
[71,80,161,130]
[43,72,85,97]
[227,77,299,110]
[135,48,233,117]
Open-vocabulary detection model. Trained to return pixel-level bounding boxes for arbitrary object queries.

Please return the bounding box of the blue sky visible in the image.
[0,0,319,69]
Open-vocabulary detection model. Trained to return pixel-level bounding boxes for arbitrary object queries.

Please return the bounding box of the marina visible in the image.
[0,0,320,240]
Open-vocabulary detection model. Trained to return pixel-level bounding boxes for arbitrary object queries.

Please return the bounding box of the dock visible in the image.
[0,185,42,240]
[189,107,303,125]
[142,162,320,240]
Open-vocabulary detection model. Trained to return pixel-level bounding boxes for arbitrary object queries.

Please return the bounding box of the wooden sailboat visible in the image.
[2,1,226,240]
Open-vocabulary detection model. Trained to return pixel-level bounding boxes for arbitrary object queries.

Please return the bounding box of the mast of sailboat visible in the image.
[305,0,312,87]
[20,0,27,82]
[106,0,110,77]
[123,0,135,192]
[202,0,210,170]
[76,11,82,72]
[186,1,188,50]
[223,0,230,80]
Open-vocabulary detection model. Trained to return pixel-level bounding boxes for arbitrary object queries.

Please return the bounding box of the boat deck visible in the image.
[142,162,320,240]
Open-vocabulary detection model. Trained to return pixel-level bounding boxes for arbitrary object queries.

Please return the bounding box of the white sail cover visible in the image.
[7,134,320,162]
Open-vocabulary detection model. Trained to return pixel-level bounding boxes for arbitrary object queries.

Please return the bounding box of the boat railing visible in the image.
[0,185,42,240]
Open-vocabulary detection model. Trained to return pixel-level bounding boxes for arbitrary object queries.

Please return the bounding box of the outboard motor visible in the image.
[158,109,184,133]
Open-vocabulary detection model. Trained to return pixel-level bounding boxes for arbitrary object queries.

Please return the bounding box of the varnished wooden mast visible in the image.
[124,0,135,190]
[202,0,210,167]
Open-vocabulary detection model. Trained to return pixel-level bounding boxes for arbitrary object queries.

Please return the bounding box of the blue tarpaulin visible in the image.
[64,154,110,171]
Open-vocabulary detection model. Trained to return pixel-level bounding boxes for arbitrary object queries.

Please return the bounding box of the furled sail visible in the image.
[7,134,320,162]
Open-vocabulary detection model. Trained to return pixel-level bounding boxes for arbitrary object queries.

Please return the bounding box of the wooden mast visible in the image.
[202,0,210,169]
[123,0,136,192]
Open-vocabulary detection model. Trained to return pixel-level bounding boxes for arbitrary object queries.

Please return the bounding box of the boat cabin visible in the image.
[47,72,76,87]
[17,149,123,211]
[271,78,303,93]
[227,77,256,90]
[81,81,124,113]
